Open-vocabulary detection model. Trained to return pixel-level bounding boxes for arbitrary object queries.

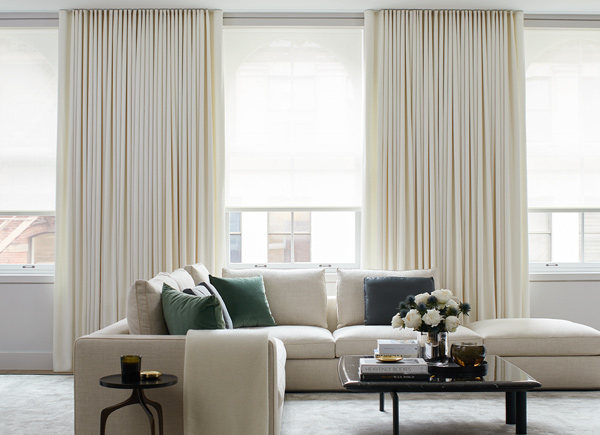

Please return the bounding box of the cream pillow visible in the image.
[184,263,211,285]
[336,267,439,328]
[127,268,195,335]
[222,268,328,328]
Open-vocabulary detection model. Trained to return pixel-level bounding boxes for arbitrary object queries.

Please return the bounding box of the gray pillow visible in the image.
[183,282,234,330]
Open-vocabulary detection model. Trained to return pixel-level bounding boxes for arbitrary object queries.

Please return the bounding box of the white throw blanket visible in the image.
[184,329,270,435]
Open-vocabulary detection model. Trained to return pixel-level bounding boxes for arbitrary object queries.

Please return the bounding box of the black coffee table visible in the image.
[339,355,541,435]
[99,374,178,435]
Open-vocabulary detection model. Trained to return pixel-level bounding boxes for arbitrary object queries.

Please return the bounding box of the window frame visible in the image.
[525,16,600,274]
[223,14,364,271]
[225,207,361,272]
[0,13,58,276]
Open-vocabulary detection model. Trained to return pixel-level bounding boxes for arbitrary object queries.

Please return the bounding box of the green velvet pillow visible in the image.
[161,283,225,334]
[209,275,277,328]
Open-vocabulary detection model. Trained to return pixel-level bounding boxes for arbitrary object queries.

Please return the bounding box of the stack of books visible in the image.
[374,339,418,359]
[359,357,430,381]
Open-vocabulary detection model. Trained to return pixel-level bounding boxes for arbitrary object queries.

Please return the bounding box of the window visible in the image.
[223,24,363,269]
[0,22,58,273]
[525,26,600,271]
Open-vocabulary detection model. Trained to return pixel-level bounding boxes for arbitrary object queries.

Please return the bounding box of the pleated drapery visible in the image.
[55,9,224,371]
[363,10,529,321]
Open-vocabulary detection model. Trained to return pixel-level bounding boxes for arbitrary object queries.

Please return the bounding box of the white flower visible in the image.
[445,315,460,332]
[403,309,422,329]
[414,292,430,305]
[422,309,443,327]
[432,289,453,305]
[445,298,459,310]
[391,313,404,329]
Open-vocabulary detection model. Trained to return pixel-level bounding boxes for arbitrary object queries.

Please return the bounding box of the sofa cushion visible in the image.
[249,325,335,359]
[222,268,328,328]
[127,273,180,335]
[183,283,234,330]
[364,276,436,325]
[184,263,211,285]
[209,275,277,328]
[164,268,196,290]
[337,267,439,328]
[466,318,600,356]
[162,284,225,334]
[333,325,483,358]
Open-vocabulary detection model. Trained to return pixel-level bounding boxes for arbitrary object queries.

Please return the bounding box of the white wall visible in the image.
[0,273,598,370]
[530,273,600,331]
[0,276,53,370]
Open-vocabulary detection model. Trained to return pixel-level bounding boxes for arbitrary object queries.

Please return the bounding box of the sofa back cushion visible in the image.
[127,268,195,335]
[184,263,211,285]
[364,276,436,325]
[336,267,439,328]
[222,268,328,328]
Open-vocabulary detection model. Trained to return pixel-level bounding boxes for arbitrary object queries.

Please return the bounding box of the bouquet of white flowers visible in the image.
[391,289,470,333]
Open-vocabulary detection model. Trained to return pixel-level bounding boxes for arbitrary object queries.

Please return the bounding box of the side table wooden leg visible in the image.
[100,390,139,435]
[135,389,157,435]
[142,391,164,435]
[379,392,385,412]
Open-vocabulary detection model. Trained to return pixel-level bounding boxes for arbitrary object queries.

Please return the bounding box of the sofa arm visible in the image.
[74,332,286,435]
[74,334,186,435]
[89,318,130,335]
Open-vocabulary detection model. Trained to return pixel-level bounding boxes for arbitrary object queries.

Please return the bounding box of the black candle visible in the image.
[121,355,141,383]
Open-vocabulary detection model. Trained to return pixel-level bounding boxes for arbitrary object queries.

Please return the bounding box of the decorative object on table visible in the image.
[140,370,162,379]
[451,342,487,367]
[120,355,142,383]
[359,356,430,381]
[428,360,488,377]
[376,339,418,356]
[391,289,471,362]
[375,354,404,362]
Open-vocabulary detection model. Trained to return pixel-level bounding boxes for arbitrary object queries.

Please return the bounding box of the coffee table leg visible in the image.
[390,391,399,435]
[379,392,385,412]
[506,392,516,424]
[516,392,527,435]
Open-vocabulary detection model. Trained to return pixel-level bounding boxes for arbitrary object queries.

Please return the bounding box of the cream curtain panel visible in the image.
[55,9,224,371]
[363,10,529,321]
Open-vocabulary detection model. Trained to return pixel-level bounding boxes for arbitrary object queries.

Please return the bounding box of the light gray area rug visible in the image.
[1,374,599,434]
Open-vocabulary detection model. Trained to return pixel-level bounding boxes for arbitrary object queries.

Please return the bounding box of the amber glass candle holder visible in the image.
[120,355,142,383]
[451,343,486,367]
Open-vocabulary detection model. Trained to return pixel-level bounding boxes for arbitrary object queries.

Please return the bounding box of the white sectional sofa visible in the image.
[74,264,600,435]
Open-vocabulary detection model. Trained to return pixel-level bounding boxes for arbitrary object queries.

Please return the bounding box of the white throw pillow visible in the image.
[222,268,328,328]
[336,267,439,328]
[127,268,195,335]
[184,263,211,285]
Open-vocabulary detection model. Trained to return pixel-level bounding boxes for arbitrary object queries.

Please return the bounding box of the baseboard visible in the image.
[0,352,53,370]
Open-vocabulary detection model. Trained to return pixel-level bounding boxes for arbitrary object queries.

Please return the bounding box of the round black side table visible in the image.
[99,374,178,435]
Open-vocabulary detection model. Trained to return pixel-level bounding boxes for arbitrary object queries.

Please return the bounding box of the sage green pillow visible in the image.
[161,284,225,334]
[209,275,277,328]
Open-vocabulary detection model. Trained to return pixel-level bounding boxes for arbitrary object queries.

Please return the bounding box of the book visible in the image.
[359,357,429,375]
[360,373,431,382]
[376,339,418,355]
